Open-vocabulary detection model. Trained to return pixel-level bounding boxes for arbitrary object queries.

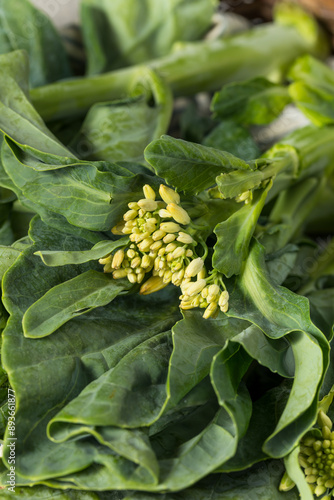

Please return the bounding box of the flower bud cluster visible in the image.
[299,410,334,497]
[179,271,229,319]
[235,190,253,205]
[99,184,229,318]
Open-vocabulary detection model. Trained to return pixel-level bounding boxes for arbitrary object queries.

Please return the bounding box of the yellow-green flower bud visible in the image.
[139,276,168,295]
[208,284,220,297]
[99,255,112,265]
[197,268,206,280]
[159,209,172,218]
[314,484,327,496]
[166,242,178,253]
[158,247,166,256]
[112,269,129,279]
[152,230,166,241]
[127,249,136,259]
[186,249,193,257]
[150,240,163,251]
[138,199,158,212]
[218,291,229,308]
[185,279,207,297]
[318,411,333,430]
[172,246,186,259]
[163,233,176,243]
[103,263,113,273]
[177,232,194,244]
[111,249,125,269]
[128,202,139,210]
[143,184,156,200]
[128,273,137,284]
[172,269,185,286]
[159,184,180,205]
[160,222,182,233]
[123,209,138,221]
[180,301,195,310]
[163,270,173,283]
[191,295,201,308]
[138,237,154,252]
[166,203,191,225]
[305,475,317,483]
[203,302,218,319]
[141,255,152,268]
[236,190,252,203]
[111,222,125,235]
[279,472,295,492]
[185,257,204,278]
[136,271,145,283]
[130,257,141,269]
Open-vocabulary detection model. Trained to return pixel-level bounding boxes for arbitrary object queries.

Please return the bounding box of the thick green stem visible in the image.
[30,21,326,122]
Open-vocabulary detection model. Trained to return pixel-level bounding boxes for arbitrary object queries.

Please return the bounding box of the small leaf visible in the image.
[22,270,131,338]
[35,238,129,267]
[145,135,251,194]
[212,77,290,125]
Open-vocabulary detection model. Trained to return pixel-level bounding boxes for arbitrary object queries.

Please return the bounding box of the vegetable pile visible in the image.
[0,1,333,499]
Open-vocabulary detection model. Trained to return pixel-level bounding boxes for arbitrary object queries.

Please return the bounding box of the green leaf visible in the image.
[164,311,248,411]
[212,77,290,125]
[307,288,334,341]
[1,138,161,231]
[0,51,74,159]
[22,270,132,339]
[0,1,71,87]
[204,120,260,161]
[226,240,328,457]
[48,332,172,430]
[81,0,217,74]
[216,145,298,200]
[145,135,251,195]
[213,182,271,277]
[219,385,291,473]
[211,343,252,406]
[70,69,173,163]
[232,325,294,379]
[35,238,129,267]
[0,246,21,281]
[1,217,181,484]
[288,55,334,126]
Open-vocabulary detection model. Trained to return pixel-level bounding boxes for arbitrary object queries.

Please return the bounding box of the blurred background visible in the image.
[30,0,334,45]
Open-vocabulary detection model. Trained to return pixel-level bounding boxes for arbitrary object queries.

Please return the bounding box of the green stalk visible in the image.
[30,11,327,122]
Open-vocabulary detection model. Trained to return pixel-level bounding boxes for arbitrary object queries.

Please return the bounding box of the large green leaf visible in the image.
[1,217,181,485]
[164,312,248,411]
[48,332,172,430]
[144,135,252,194]
[0,0,71,87]
[81,0,217,74]
[212,77,290,125]
[225,240,328,457]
